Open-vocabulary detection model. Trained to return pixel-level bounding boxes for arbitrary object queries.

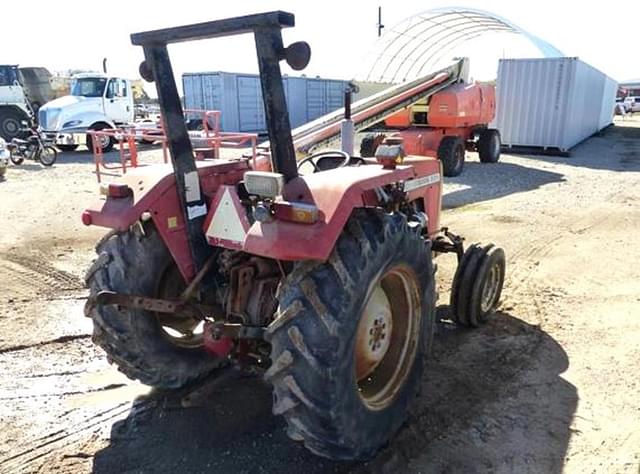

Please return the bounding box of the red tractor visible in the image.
[361,82,501,177]
[82,11,506,461]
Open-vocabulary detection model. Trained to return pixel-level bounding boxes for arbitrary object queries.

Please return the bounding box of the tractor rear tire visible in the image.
[450,244,505,327]
[85,225,222,389]
[266,210,436,460]
[437,136,465,177]
[478,128,501,163]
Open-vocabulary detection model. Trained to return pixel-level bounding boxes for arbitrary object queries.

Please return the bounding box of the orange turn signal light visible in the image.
[273,201,319,224]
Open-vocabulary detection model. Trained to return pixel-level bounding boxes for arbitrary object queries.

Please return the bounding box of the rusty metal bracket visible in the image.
[94,290,223,320]
[432,227,465,262]
[211,322,265,340]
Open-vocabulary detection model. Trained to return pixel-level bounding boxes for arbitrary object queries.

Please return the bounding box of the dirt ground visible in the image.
[0,117,639,474]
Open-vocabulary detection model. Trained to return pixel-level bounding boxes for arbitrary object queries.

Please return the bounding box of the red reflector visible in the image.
[108,183,132,198]
[81,211,92,226]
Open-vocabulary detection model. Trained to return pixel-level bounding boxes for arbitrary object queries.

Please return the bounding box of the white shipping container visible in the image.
[494,58,617,152]
[182,71,349,133]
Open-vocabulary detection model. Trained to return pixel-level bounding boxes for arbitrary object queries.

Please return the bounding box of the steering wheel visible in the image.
[297,150,350,172]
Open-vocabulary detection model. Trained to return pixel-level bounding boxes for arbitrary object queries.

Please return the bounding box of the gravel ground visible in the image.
[0,117,639,473]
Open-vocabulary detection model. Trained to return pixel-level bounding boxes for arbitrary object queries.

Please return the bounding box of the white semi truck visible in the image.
[38,73,134,152]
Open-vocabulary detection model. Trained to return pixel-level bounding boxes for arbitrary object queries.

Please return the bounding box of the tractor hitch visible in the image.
[90,291,266,340]
[90,290,224,320]
[432,227,465,262]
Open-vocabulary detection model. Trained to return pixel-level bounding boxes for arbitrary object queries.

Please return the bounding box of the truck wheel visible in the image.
[437,136,465,177]
[266,210,436,460]
[450,244,505,327]
[57,144,78,152]
[0,108,27,141]
[478,129,501,163]
[85,225,222,388]
[86,124,115,153]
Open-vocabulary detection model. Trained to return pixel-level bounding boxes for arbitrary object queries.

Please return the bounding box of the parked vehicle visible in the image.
[360,82,499,177]
[38,73,134,152]
[624,96,640,113]
[0,137,8,177]
[134,103,149,119]
[7,122,57,166]
[0,65,34,142]
[616,97,631,113]
[82,12,505,461]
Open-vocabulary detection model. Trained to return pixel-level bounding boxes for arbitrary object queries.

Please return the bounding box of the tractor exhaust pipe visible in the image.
[341,83,357,156]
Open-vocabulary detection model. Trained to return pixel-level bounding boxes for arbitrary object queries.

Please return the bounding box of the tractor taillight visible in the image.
[273,201,319,224]
[81,211,92,226]
[106,183,132,198]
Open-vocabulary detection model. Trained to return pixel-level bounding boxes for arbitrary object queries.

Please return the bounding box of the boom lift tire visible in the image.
[450,244,505,327]
[437,136,465,177]
[85,225,222,388]
[266,210,436,460]
[478,128,501,163]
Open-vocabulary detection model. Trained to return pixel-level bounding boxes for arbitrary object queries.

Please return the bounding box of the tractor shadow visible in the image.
[442,161,565,210]
[364,310,577,473]
[92,312,575,474]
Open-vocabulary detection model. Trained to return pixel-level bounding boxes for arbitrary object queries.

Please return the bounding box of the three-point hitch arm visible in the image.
[130,11,310,273]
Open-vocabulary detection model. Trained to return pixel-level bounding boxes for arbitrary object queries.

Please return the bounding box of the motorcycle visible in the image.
[7,122,57,167]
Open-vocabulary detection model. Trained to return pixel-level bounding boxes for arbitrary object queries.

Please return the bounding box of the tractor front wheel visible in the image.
[450,243,505,327]
[85,225,222,388]
[266,210,436,460]
[437,135,465,177]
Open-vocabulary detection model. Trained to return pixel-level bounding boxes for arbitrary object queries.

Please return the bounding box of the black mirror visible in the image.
[284,41,311,71]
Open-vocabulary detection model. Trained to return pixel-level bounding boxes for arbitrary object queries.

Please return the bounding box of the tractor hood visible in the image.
[39,95,105,131]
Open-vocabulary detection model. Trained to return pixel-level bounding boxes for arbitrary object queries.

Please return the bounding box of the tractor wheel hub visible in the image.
[355,285,393,380]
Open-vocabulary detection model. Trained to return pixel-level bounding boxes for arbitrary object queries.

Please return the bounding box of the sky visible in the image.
[3,0,639,96]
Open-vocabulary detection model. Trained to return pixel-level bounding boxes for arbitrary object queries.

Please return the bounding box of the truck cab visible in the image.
[39,73,134,152]
[0,65,33,141]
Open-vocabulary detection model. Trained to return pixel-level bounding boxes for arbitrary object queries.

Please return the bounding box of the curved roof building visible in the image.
[362,7,564,83]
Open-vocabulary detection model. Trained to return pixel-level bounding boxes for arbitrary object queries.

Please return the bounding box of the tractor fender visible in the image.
[241,161,441,261]
[83,160,250,280]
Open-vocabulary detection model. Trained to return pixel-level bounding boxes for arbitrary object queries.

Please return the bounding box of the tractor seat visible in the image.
[315,155,367,171]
